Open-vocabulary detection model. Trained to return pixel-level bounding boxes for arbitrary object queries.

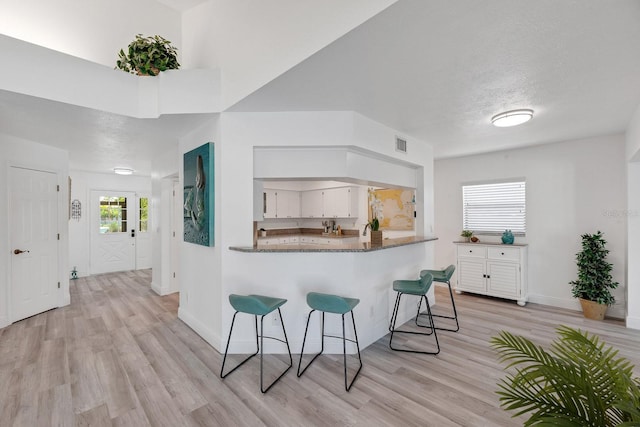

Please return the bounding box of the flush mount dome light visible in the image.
[491,109,534,127]
[113,167,134,175]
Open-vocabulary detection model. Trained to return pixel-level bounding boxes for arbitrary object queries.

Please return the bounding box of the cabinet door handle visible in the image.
[483,274,486,278]
[487,275,491,279]
[469,250,473,253]
[501,252,505,255]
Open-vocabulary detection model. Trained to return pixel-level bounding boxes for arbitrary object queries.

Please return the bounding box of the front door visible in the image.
[9,166,59,322]
[90,191,136,274]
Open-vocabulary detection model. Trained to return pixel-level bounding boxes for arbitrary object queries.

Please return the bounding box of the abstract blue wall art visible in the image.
[183,142,214,246]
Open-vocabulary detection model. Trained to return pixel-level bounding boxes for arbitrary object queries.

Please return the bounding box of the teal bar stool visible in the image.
[418,265,459,332]
[389,272,440,355]
[297,292,362,391]
[220,294,293,393]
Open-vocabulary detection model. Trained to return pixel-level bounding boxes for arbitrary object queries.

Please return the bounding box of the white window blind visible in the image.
[462,181,526,234]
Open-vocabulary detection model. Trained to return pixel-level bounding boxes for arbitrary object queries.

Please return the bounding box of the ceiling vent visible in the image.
[395,136,407,153]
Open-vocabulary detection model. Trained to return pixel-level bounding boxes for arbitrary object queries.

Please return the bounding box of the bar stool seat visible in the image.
[297,292,362,391]
[221,294,292,393]
[389,272,440,355]
[419,265,459,332]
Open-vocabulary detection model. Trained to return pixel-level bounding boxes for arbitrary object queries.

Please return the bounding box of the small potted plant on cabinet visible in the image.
[460,230,473,243]
[569,231,618,320]
[116,34,180,76]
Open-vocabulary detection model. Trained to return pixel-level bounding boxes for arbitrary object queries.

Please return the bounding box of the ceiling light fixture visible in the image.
[491,109,534,127]
[113,167,134,175]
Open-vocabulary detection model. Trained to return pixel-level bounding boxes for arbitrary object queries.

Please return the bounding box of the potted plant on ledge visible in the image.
[569,231,618,320]
[460,230,473,243]
[366,217,382,245]
[116,34,180,76]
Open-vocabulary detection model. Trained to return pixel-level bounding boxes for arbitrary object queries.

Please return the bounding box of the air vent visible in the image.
[395,136,407,153]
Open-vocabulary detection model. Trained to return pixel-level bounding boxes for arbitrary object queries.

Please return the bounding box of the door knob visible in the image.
[13,249,29,254]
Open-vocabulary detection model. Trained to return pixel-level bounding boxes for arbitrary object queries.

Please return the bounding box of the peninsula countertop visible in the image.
[229,236,438,253]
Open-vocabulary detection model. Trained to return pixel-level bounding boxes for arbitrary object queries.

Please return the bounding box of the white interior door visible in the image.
[10,167,59,322]
[90,191,136,274]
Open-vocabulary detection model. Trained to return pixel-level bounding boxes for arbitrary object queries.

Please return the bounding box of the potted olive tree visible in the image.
[569,231,618,320]
[116,34,180,76]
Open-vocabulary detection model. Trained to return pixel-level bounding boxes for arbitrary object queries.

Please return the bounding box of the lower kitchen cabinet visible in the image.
[455,243,528,306]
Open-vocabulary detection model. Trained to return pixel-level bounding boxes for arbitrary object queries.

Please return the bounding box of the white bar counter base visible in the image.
[454,241,528,306]
[224,236,438,355]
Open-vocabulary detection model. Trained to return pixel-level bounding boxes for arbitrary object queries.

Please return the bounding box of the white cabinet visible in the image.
[455,243,528,306]
[323,187,358,218]
[263,189,300,218]
[301,190,323,218]
[300,187,358,218]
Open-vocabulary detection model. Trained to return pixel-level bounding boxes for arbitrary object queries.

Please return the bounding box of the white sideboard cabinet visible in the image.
[455,242,528,306]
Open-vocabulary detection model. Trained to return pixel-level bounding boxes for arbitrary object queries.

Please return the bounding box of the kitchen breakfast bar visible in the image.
[226,236,438,354]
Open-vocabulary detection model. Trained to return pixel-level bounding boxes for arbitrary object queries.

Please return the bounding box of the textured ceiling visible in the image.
[2,0,640,176]
[230,0,640,158]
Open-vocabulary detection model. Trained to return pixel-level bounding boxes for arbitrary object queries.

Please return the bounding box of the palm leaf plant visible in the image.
[491,326,640,426]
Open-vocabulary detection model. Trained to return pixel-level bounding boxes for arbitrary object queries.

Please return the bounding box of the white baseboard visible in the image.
[178,307,222,352]
[527,294,625,320]
[151,281,163,295]
[626,315,640,330]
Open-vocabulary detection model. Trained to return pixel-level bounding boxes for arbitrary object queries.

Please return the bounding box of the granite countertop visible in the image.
[230,236,438,253]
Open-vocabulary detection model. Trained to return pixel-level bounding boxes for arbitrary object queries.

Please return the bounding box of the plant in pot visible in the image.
[116,34,180,76]
[569,231,618,320]
[491,326,640,425]
[365,217,382,245]
[460,230,473,243]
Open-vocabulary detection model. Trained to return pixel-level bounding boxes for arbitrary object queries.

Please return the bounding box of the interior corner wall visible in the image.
[151,145,179,296]
[626,103,640,329]
[177,115,223,350]
[0,135,69,328]
[434,134,627,318]
[68,170,151,277]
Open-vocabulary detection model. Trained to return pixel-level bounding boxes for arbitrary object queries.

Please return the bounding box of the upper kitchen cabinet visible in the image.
[323,187,358,218]
[301,189,324,218]
[263,189,301,219]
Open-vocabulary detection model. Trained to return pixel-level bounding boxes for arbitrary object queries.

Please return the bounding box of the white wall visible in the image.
[626,103,640,328]
[435,135,627,318]
[182,0,396,108]
[177,116,223,347]
[0,135,69,328]
[175,111,434,353]
[69,170,151,277]
[0,0,181,68]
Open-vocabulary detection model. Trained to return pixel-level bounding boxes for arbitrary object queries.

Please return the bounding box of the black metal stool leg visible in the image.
[416,280,460,332]
[342,310,362,391]
[221,311,259,378]
[260,307,293,393]
[389,292,440,355]
[297,310,325,377]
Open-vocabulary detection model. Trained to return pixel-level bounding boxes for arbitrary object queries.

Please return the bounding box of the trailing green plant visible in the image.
[570,231,618,306]
[116,34,180,76]
[491,326,640,426]
[460,230,473,238]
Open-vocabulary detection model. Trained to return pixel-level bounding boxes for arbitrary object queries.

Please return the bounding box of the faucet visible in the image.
[362,223,370,236]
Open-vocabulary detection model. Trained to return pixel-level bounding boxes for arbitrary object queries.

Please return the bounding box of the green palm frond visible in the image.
[491,326,640,426]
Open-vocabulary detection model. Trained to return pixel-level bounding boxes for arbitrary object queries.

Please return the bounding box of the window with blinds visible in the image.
[462,181,526,235]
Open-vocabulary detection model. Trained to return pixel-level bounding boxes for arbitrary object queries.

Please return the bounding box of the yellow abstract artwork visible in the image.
[368,188,415,230]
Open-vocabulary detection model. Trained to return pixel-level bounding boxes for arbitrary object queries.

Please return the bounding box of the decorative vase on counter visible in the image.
[370,230,383,246]
[501,230,514,245]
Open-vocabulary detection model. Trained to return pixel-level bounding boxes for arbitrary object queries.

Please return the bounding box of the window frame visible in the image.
[461,179,526,236]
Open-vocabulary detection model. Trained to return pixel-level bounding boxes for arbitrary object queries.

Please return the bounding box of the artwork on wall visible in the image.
[368,188,415,230]
[183,142,214,246]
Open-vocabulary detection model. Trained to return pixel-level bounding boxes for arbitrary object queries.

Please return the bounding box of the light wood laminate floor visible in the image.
[1,269,639,426]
